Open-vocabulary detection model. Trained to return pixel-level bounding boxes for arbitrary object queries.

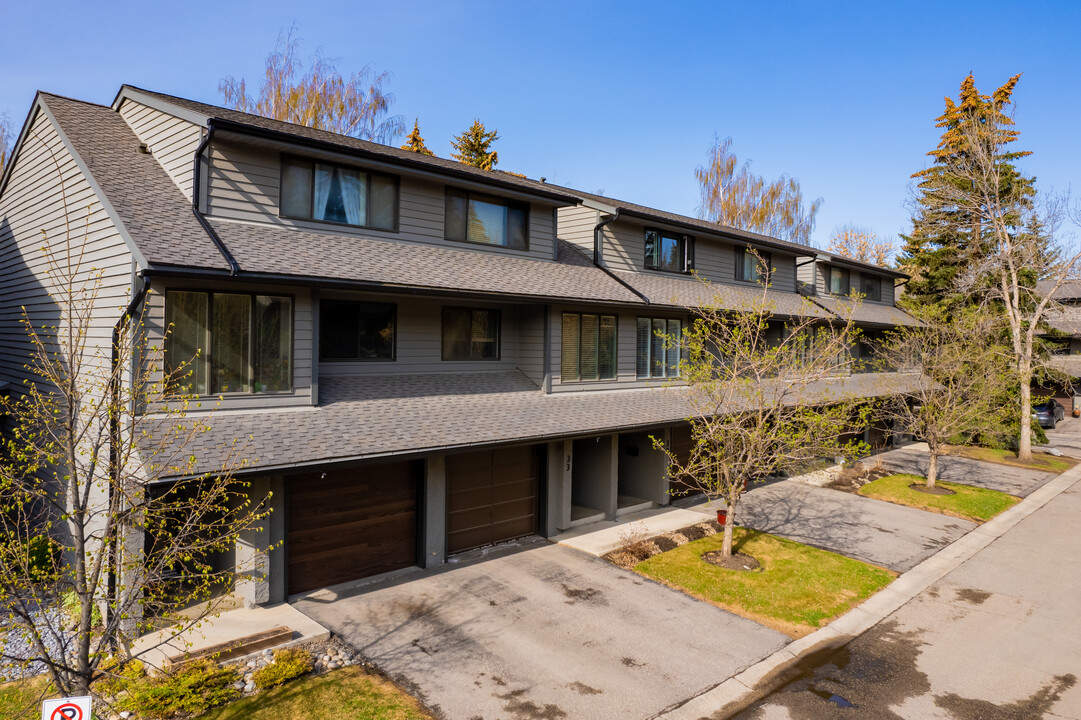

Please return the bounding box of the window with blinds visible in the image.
[637,317,682,379]
[561,313,616,382]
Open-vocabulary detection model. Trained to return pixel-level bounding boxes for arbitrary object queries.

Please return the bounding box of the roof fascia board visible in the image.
[111,86,210,127]
[611,206,814,258]
[35,97,151,270]
[208,118,579,205]
[580,198,620,216]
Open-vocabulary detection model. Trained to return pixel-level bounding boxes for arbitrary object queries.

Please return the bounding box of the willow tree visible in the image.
[220,26,404,143]
[695,137,822,245]
[828,224,894,267]
[0,144,268,707]
[451,120,499,170]
[658,257,868,558]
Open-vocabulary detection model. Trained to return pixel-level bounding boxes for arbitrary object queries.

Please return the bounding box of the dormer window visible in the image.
[829,266,850,295]
[861,275,882,301]
[645,229,694,273]
[280,157,398,230]
[736,248,771,284]
[445,189,529,250]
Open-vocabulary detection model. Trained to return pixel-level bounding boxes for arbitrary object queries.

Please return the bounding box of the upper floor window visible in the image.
[645,229,694,273]
[861,275,882,302]
[736,248,771,284]
[442,307,500,360]
[165,291,292,395]
[561,313,617,382]
[829,266,850,295]
[280,157,398,230]
[445,189,528,250]
[320,300,396,361]
[637,317,682,379]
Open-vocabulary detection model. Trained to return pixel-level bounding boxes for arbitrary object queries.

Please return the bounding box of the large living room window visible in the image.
[644,229,694,273]
[561,313,617,382]
[442,307,500,360]
[280,156,398,230]
[636,318,682,379]
[445,188,529,250]
[165,291,292,395]
[319,301,396,361]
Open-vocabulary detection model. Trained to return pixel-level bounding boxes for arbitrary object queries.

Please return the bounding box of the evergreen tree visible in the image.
[451,119,499,170]
[401,118,434,156]
[898,74,1035,318]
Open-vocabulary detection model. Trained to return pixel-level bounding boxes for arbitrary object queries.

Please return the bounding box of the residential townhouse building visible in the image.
[0,86,921,608]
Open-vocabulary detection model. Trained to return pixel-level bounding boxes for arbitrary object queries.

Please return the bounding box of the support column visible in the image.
[546,439,573,535]
[237,475,285,607]
[423,455,447,569]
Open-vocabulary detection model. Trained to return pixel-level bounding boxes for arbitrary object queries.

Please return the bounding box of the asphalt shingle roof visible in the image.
[143,370,927,478]
[613,271,830,318]
[810,295,923,327]
[40,93,230,271]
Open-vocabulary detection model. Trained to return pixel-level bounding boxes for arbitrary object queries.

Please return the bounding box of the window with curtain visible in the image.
[445,188,529,250]
[636,317,682,379]
[561,313,616,382]
[735,248,771,284]
[644,229,694,273]
[280,157,397,230]
[165,291,292,395]
[830,266,850,295]
[442,307,500,360]
[319,301,396,361]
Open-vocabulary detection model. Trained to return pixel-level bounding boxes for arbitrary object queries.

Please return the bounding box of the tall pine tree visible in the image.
[451,120,499,170]
[898,74,1035,318]
[401,118,435,156]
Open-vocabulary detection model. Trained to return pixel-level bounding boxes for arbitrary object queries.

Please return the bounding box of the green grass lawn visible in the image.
[859,473,1020,522]
[635,528,894,638]
[0,676,48,719]
[195,667,432,720]
[946,445,1077,474]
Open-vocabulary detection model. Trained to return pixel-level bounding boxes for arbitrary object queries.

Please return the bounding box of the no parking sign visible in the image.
[41,696,91,720]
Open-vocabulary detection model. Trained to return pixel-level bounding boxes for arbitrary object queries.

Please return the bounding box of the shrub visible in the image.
[95,657,147,696]
[61,589,102,629]
[117,659,240,718]
[252,647,314,689]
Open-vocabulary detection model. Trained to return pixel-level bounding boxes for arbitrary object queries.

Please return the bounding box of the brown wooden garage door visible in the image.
[287,461,420,595]
[447,446,539,554]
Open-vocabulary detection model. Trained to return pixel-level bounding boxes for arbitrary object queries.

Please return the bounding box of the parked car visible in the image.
[1032,399,1066,429]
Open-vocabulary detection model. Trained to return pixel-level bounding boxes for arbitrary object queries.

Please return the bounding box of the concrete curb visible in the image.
[652,462,1081,720]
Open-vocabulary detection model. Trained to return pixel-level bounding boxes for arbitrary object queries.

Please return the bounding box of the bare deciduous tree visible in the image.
[0,113,16,179]
[696,137,822,245]
[0,138,268,708]
[876,311,1008,488]
[656,258,869,558]
[220,26,404,144]
[947,113,1081,461]
[827,224,895,267]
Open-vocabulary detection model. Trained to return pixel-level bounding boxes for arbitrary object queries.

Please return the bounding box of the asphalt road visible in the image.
[731,475,1081,720]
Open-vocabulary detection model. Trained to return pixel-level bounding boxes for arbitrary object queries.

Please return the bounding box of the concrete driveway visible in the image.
[295,538,786,720]
[686,479,976,573]
[876,445,1055,497]
[1044,415,1081,458]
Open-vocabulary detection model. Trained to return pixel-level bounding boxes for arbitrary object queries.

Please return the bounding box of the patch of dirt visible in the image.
[955,588,992,605]
[702,550,761,572]
[909,483,956,496]
[602,521,723,569]
[824,461,893,493]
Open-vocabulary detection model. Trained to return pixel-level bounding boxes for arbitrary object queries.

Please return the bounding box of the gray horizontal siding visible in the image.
[118,100,203,200]
[605,217,798,294]
[0,110,134,401]
[556,205,598,258]
[142,279,314,410]
[204,140,558,262]
[817,262,897,306]
[317,292,523,377]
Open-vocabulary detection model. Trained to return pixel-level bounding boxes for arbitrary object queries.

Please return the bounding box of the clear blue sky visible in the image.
[3,0,1078,248]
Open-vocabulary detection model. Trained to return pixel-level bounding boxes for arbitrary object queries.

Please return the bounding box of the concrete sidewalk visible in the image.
[654,460,1081,719]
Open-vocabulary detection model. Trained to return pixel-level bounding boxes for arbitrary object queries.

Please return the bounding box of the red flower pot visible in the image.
[716,510,727,525]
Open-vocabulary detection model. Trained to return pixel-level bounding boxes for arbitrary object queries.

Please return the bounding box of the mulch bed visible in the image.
[824,462,893,494]
[601,520,724,570]
[909,483,956,496]
[702,550,761,572]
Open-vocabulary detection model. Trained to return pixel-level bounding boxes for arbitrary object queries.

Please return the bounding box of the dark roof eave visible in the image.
[206,117,580,205]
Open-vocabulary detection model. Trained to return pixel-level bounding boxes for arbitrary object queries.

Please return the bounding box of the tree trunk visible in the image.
[721,497,736,557]
[1018,365,1033,461]
[926,449,938,489]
